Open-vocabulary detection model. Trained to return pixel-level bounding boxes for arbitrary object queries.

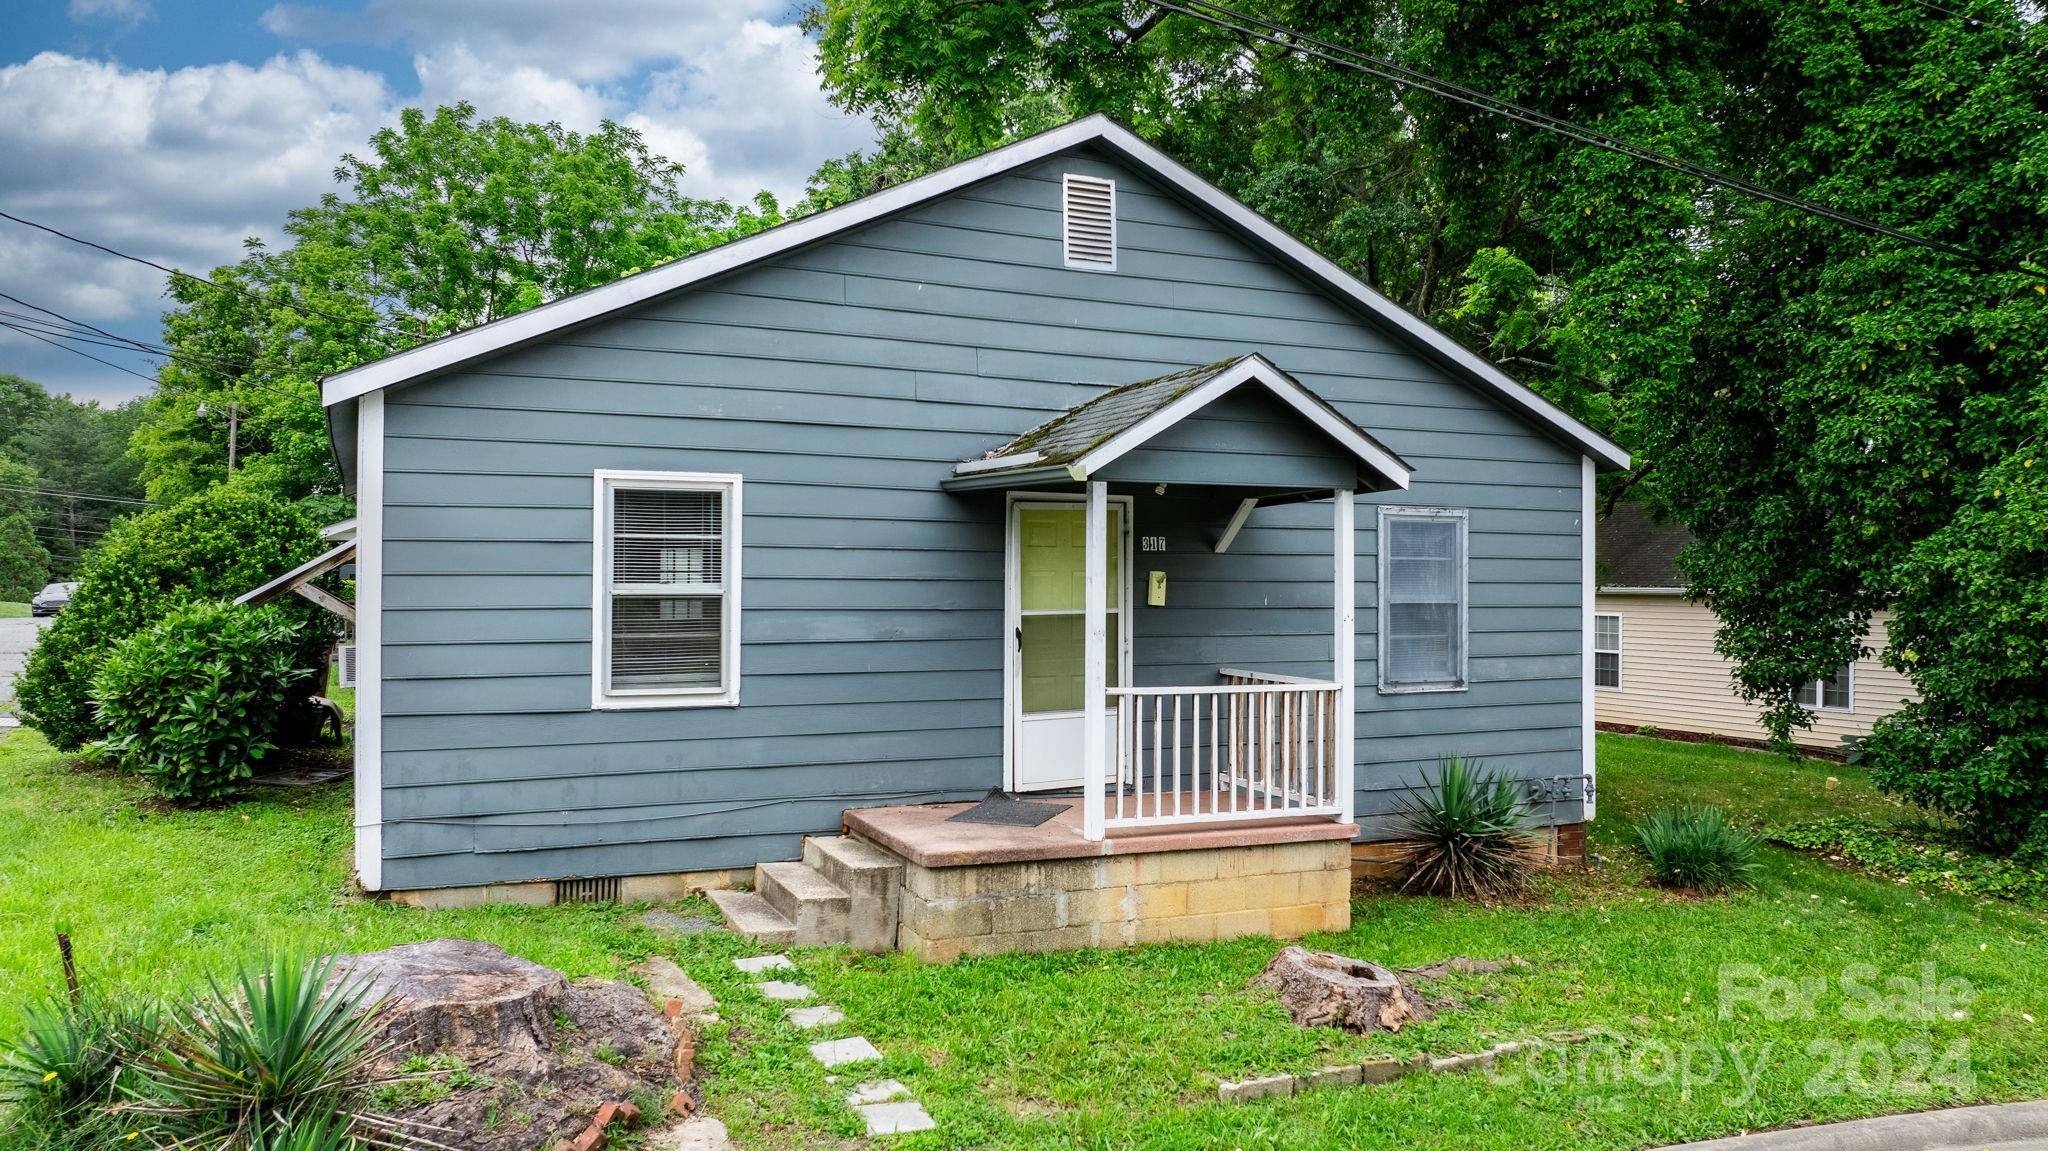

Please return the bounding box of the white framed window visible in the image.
[592,470,742,709]
[1377,506,1468,692]
[1796,663,1853,712]
[1593,613,1622,690]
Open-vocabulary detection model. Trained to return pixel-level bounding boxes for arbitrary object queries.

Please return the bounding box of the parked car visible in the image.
[29,582,77,616]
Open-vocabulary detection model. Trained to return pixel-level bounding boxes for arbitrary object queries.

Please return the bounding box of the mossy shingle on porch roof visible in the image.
[980,357,1250,467]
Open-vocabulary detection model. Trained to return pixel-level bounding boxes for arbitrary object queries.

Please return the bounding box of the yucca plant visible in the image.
[123,953,386,1147]
[0,990,158,1125]
[1392,756,1543,898]
[245,1111,364,1151]
[1635,805,1763,893]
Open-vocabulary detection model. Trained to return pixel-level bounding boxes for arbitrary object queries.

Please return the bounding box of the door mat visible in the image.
[946,793,1069,828]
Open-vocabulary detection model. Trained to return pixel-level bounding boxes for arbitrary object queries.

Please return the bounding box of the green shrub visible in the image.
[1771,818,2048,905]
[1634,805,1762,893]
[16,486,334,751]
[126,953,384,1148]
[91,601,312,801]
[1391,756,1543,898]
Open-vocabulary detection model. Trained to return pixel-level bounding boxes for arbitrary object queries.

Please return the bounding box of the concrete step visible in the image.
[706,889,795,948]
[756,861,851,947]
[804,836,905,953]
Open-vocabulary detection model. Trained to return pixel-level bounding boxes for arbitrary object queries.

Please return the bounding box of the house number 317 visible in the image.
[1140,535,1167,552]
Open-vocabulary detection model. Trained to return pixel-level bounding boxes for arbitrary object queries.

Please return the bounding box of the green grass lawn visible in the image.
[0,602,28,619]
[2,728,2044,1150]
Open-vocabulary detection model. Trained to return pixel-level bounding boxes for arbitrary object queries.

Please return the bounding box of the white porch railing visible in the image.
[1102,668,1348,830]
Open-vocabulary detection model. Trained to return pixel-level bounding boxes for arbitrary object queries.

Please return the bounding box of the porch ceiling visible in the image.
[942,353,1411,494]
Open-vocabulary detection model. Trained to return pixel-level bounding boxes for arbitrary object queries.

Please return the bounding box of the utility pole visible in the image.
[226,399,239,472]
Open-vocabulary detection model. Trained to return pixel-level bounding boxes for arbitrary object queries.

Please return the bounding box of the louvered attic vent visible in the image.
[1062,174,1116,270]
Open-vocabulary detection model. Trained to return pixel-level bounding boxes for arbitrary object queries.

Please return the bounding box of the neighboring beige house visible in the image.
[1594,504,1916,752]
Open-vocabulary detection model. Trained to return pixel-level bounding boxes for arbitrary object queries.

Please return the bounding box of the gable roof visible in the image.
[946,353,1410,490]
[321,114,1628,472]
[1597,501,1692,590]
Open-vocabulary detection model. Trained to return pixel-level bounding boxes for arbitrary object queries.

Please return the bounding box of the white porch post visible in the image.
[1083,480,1109,841]
[1333,489,1356,824]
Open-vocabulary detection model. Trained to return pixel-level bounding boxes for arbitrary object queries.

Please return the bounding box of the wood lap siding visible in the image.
[374,153,1588,888]
[1592,595,1917,749]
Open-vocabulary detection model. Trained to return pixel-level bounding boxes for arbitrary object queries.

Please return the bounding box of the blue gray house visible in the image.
[322,115,1625,952]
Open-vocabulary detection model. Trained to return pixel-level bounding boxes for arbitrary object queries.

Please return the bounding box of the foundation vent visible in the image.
[554,877,622,904]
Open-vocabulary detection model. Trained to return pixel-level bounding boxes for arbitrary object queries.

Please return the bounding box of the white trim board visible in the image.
[1580,454,1598,821]
[352,391,384,891]
[320,115,1628,473]
[1066,353,1411,489]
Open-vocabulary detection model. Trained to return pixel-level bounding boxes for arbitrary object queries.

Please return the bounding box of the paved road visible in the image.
[1664,1101,2048,1151]
[0,614,48,709]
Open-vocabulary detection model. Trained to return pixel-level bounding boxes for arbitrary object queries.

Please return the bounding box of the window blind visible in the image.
[1381,511,1465,689]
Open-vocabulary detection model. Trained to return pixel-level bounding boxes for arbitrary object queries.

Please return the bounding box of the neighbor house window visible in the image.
[1378,507,1468,692]
[593,470,741,708]
[1594,613,1622,690]
[1796,664,1852,712]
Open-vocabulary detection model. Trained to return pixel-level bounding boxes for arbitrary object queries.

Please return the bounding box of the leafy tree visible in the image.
[807,0,2048,850]
[0,374,145,576]
[0,514,50,601]
[135,103,787,508]
[14,487,333,751]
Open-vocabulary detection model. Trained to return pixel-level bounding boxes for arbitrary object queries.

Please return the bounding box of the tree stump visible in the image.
[327,938,571,1075]
[1257,946,1434,1033]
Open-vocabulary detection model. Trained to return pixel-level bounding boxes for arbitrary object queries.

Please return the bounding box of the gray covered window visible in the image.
[1378,507,1467,692]
[593,470,742,709]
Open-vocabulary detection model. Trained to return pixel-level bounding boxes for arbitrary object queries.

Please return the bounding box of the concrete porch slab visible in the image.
[842,795,1357,869]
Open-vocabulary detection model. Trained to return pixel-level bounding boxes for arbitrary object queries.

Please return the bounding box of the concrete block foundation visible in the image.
[891,838,1353,963]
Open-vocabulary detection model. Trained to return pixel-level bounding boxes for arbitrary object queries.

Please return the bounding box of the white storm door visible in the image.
[1009,500,1128,792]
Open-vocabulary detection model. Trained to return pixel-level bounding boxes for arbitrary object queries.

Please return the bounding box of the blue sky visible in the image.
[0,0,874,405]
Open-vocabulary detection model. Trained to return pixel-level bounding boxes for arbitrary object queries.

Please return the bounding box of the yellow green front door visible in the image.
[1012,502,1124,791]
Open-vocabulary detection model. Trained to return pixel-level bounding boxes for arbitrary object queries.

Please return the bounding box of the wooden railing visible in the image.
[1102,668,1348,830]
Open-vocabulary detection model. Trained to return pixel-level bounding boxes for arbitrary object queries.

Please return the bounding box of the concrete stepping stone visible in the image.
[632,957,719,1022]
[855,1100,936,1136]
[846,1078,910,1107]
[645,1116,733,1151]
[756,980,813,1001]
[808,1036,882,1067]
[636,908,717,936]
[786,1004,844,1029]
[733,954,793,975]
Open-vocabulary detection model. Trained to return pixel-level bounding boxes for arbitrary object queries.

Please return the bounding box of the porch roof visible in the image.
[943,353,1411,493]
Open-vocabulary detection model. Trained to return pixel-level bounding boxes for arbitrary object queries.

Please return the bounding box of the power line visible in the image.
[0,295,324,408]
[1145,0,2046,279]
[0,322,161,385]
[0,481,156,506]
[0,208,412,340]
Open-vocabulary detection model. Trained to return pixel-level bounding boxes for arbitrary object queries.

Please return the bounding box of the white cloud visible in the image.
[261,0,788,82]
[0,50,392,400]
[262,0,875,202]
[411,43,612,130]
[1,4,876,401]
[68,0,151,25]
